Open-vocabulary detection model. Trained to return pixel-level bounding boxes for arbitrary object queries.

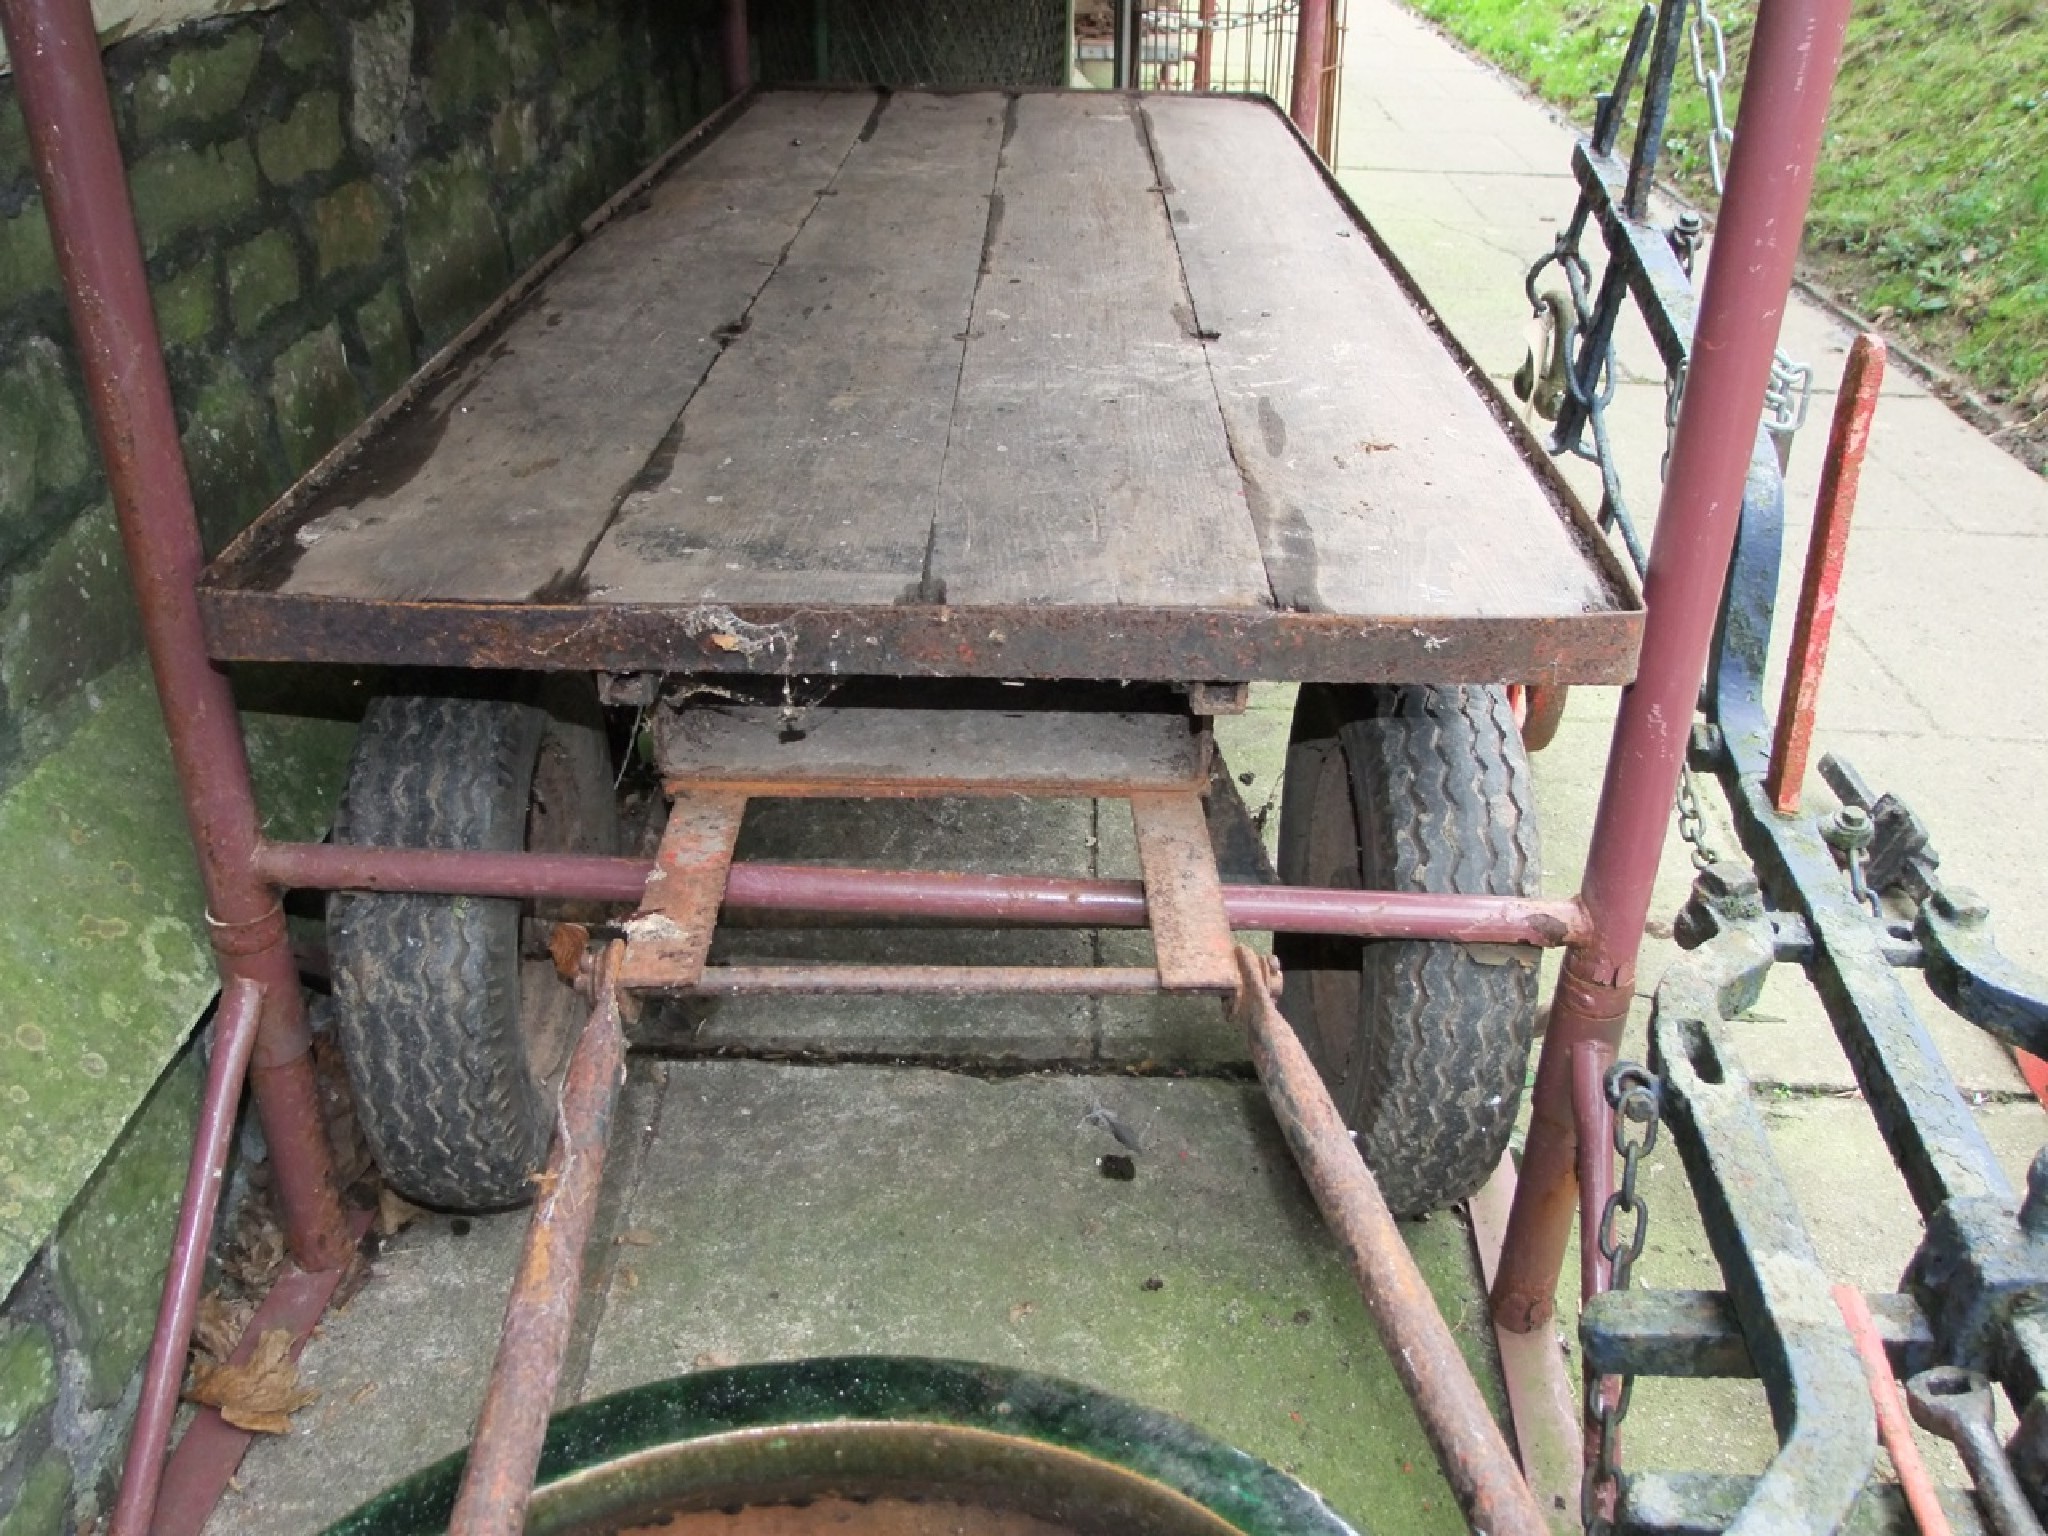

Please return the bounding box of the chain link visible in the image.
[1687,0,1735,194]
[1583,1064,1664,1536]
[1676,761,1720,871]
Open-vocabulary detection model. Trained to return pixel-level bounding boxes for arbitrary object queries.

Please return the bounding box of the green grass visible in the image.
[1403,0,2048,414]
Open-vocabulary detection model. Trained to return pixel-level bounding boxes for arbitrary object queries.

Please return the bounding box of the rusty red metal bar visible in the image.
[0,0,350,1275]
[1193,0,1217,90]
[1834,1284,1951,1536]
[256,840,1590,946]
[1234,948,1551,1536]
[1767,333,1887,814]
[1491,0,1856,1334]
[449,958,629,1536]
[1288,0,1331,146]
[723,0,750,98]
[107,979,264,1536]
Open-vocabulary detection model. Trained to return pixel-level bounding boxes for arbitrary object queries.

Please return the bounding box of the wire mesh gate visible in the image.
[753,0,1072,89]
[755,0,1346,163]
[1107,1,1347,160]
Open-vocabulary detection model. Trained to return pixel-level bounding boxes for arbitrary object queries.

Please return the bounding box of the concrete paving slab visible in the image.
[203,1198,537,1536]
[1836,529,2048,741]
[583,1059,1494,1534]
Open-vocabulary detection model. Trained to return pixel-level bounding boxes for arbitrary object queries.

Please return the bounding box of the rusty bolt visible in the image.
[1822,804,1874,853]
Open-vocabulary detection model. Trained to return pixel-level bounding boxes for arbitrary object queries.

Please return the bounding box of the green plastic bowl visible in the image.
[323,1357,1366,1535]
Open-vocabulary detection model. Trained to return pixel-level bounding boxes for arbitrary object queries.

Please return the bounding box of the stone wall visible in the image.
[0,3,723,1529]
[0,0,726,793]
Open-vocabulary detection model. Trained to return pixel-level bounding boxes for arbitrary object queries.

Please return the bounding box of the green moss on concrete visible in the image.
[310,180,394,280]
[0,203,58,307]
[270,4,336,74]
[271,324,363,475]
[0,656,353,1298]
[489,99,541,175]
[0,1451,70,1536]
[151,257,220,349]
[587,1063,1482,1533]
[0,338,93,569]
[0,90,29,181]
[426,12,513,123]
[227,228,302,335]
[0,1319,56,1444]
[131,29,261,140]
[502,0,555,77]
[347,0,415,155]
[48,1051,199,1406]
[352,283,413,399]
[257,91,346,187]
[0,504,143,715]
[404,148,509,345]
[128,141,259,256]
[181,367,277,552]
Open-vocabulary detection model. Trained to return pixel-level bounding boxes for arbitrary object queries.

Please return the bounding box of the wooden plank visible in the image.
[586,93,1008,607]
[276,92,878,602]
[1142,94,1618,621]
[653,704,1209,797]
[928,93,1269,608]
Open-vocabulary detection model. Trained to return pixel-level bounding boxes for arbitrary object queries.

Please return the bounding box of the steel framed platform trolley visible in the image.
[6,0,2044,1530]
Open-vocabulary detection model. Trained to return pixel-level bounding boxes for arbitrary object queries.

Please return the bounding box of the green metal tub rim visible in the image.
[320,1355,1368,1535]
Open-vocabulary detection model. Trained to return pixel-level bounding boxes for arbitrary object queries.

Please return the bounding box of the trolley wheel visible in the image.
[1274,683,1542,1216]
[328,681,620,1211]
[1506,682,1569,752]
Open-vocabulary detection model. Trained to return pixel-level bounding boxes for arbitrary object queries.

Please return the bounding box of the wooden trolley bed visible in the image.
[197,88,1640,686]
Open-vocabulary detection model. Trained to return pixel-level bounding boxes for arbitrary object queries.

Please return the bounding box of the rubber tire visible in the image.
[1274,683,1541,1216]
[328,683,619,1211]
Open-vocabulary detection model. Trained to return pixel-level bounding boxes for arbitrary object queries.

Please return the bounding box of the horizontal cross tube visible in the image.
[256,840,1589,947]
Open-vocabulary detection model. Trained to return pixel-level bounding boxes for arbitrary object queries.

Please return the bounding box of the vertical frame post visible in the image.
[1491,0,1857,1332]
[0,0,350,1271]
[1289,0,1331,145]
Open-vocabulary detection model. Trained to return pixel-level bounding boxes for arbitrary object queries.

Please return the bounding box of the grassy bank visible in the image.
[1404,0,2048,429]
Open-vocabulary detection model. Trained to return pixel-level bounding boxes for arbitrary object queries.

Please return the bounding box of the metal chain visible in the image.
[1676,761,1720,870]
[1583,1064,1664,1536]
[1687,0,1735,194]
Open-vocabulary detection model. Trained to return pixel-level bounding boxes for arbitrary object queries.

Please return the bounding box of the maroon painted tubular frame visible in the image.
[256,839,1590,947]
[107,979,264,1536]
[0,0,351,1276]
[1491,0,1858,1332]
[1288,0,1332,146]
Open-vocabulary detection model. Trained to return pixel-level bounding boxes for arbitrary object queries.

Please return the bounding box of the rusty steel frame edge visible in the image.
[1491,0,1857,1335]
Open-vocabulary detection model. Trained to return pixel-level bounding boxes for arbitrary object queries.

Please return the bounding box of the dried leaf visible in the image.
[220,1199,286,1294]
[691,1349,737,1370]
[348,1382,380,1407]
[376,1187,425,1238]
[192,1292,253,1363]
[619,1265,640,1292]
[186,1329,318,1435]
[615,1228,656,1247]
[548,923,589,984]
[1008,1301,1037,1325]
[708,633,743,652]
